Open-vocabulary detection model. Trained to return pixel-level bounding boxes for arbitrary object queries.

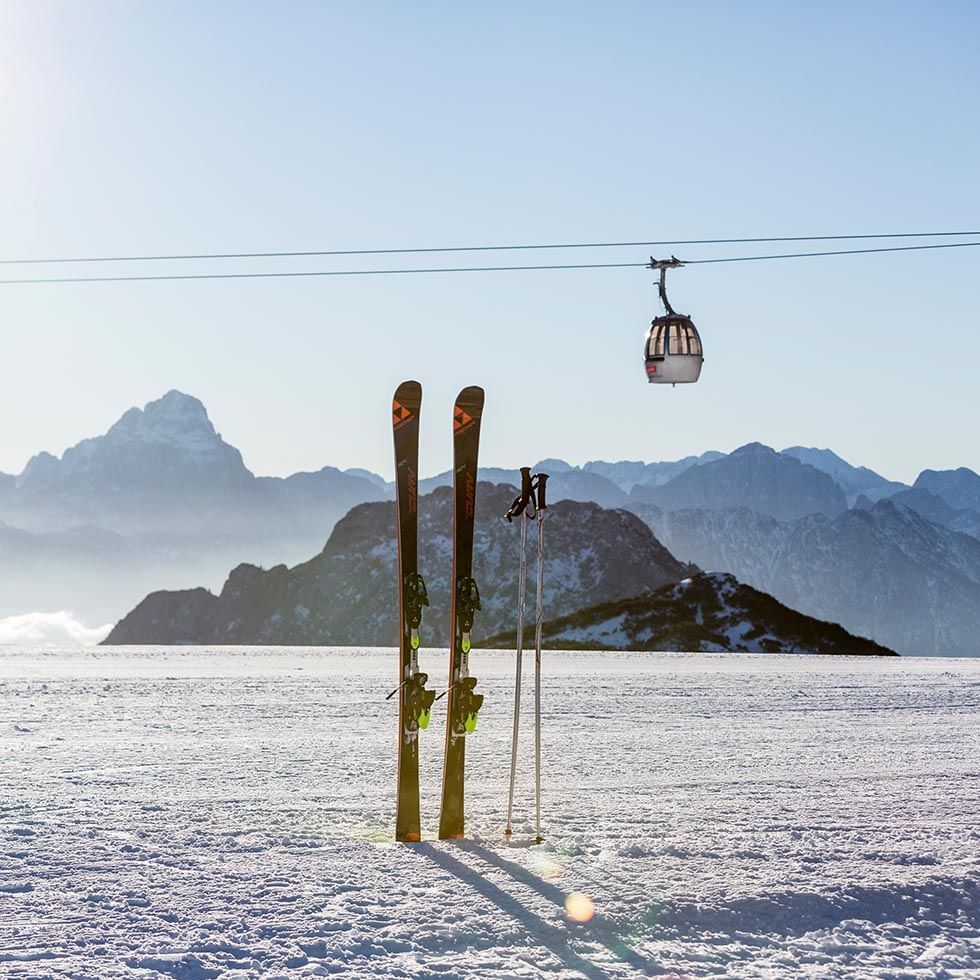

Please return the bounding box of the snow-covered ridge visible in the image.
[486,571,896,656]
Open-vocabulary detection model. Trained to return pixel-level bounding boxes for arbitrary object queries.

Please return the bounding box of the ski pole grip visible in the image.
[520,466,533,498]
[536,473,548,510]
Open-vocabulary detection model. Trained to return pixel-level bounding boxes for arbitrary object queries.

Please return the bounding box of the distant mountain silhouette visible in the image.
[105,483,692,645]
[419,464,628,509]
[629,498,980,657]
[884,488,980,540]
[4,389,381,537]
[0,390,384,620]
[781,446,908,505]
[629,443,847,522]
[582,452,725,492]
[914,468,980,513]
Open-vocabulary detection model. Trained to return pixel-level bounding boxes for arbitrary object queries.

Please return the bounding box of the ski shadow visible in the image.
[417,842,658,978]
[459,842,660,977]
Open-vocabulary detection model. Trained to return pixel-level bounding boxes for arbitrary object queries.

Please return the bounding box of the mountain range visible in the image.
[105,484,692,645]
[105,487,893,656]
[630,499,980,658]
[3,389,979,656]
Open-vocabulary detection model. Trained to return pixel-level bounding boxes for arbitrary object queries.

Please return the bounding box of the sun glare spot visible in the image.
[564,892,595,923]
[528,850,563,879]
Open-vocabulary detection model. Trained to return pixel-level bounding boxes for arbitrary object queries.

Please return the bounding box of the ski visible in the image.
[438,385,485,840]
[391,380,434,842]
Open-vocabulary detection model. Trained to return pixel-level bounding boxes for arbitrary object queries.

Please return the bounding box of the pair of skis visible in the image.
[503,467,549,843]
[391,380,484,842]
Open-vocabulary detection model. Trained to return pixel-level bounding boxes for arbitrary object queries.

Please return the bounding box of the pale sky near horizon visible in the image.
[1,1,978,485]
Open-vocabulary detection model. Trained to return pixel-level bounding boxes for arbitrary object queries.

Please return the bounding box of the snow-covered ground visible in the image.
[1,648,978,978]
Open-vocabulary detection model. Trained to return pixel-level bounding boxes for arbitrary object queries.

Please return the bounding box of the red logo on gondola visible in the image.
[646,364,657,376]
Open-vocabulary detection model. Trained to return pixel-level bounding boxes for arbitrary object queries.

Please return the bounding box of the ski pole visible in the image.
[504,467,535,837]
[433,679,460,702]
[532,473,548,844]
[385,679,409,701]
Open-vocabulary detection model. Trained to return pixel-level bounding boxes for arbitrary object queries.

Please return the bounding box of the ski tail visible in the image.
[393,380,425,842]
[439,385,485,840]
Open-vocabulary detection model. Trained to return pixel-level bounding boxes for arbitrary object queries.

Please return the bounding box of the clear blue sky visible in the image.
[1,1,977,484]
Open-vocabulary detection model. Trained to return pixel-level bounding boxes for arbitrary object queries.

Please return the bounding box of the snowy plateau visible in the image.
[2,647,978,978]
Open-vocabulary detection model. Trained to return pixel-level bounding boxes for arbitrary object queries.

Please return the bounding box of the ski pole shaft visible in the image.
[385,679,408,701]
[433,680,459,702]
[533,474,548,843]
[505,508,530,836]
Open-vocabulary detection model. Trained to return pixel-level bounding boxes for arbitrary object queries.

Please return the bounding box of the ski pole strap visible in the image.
[505,466,536,522]
[533,472,548,511]
[403,572,429,629]
[456,577,481,633]
[386,670,430,701]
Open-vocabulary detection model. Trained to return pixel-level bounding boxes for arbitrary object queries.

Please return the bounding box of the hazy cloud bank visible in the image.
[0,611,112,646]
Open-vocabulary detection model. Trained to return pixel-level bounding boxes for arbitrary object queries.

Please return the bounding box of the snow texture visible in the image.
[1,647,978,978]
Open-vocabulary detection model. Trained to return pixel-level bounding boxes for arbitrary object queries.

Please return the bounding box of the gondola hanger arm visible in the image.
[648,255,686,317]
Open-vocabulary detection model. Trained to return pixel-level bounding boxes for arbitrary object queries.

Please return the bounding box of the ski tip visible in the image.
[454,385,484,413]
[453,386,484,436]
[393,381,422,426]
[393,379,422,404]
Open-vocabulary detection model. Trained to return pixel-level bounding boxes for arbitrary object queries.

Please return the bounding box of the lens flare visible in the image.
[564,892,595,923]
[528,849,563,879]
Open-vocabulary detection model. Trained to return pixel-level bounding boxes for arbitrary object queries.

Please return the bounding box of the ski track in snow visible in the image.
[1,648,979,979]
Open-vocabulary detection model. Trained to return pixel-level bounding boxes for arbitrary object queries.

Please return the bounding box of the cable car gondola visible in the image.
[644,256,703,385]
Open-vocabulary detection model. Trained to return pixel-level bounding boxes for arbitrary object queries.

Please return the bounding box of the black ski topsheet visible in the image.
[439,385,485,840]
[393,380,423,842]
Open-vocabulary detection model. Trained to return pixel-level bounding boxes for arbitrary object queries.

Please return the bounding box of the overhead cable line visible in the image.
[0,241,977,286]
[0,261,645,285]
[684,240,980,265]
[0,230,979,266]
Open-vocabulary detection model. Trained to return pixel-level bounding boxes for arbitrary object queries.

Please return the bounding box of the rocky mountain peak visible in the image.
[731,442,776,457]
[534,457,574,473]
[629,441,847,522]
[782,445,907,503]
[17,451,60,486]
[914,467,980,513]
[103,390,219,453]
[16,390,249,491]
